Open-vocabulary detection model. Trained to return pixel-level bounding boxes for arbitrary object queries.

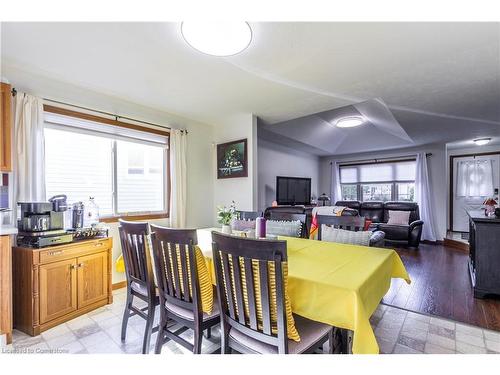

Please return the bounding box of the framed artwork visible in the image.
[216,138,248,179]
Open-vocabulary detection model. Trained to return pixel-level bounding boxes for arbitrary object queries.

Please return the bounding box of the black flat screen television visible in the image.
[276,176,311,205]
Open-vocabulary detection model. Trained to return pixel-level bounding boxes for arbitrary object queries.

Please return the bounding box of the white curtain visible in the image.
[14,93,46,202]
[456,159,494,198]
[169,129,187,228]
[415,152,439,241]
[331,162,342,205]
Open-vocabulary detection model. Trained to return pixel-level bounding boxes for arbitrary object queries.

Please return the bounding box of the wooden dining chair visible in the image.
[236,210,262,220]
[268,212,308,238]
[150,225,220,354]
[118,219,159,354]
[212,231,334,354]
[317,215,366,240]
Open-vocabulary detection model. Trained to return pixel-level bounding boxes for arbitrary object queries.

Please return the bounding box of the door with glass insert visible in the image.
[452,154,500,232]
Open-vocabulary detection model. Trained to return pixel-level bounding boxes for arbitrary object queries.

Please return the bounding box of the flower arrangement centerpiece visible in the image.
[483,197,498,216]
[217,201,236,234]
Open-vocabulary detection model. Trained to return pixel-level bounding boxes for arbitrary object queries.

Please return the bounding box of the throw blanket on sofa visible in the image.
[309,206,346,239]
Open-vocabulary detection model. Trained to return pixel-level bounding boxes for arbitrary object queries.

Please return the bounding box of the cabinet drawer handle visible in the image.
[95,242,104,247]
[70,264,77,270]
[48,250,63,256]
[78,263,84,268]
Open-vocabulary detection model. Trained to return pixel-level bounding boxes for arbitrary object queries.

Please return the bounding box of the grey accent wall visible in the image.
[319,143,447,241]
[257,138,321,212]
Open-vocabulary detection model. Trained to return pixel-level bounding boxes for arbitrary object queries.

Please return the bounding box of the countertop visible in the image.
[0,225,18,236]
[467,210,500,223]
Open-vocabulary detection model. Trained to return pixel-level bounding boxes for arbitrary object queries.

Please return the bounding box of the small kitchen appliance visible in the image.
[17,195,74,248]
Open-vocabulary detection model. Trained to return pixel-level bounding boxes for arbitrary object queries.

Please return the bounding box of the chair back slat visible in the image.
[243,260,258,330]
[118,220,155,295]
[158,241,173,297]
[221,252,237,320]
[169,244,182,299]
[149,225,201,315]
[212,231,288,350]
[317,215,366,240]
[259,260,272,335]
[231,254,247,325]
[274,260,288,353]
[179,246,191,302]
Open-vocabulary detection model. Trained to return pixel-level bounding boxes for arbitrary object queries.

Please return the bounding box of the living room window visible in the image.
[43,107,169,221]
[339,159,416,202]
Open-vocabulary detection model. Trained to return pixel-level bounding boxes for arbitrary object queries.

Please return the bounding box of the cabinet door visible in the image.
[77,252,108,309]
[0,82,12,172]
[39,259,78,324]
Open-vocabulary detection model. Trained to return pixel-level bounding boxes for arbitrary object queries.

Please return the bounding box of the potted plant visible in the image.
[217,201,236,234]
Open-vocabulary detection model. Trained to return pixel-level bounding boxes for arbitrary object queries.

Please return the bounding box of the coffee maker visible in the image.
[17,195,74,248]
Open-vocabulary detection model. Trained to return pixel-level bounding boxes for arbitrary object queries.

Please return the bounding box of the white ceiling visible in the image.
[1,22,500,154]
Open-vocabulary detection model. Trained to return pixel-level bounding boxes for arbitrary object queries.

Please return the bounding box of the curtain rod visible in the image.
[331,153,432,166]
[11,86,188,134]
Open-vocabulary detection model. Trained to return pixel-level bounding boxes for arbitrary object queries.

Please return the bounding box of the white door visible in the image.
[452,154,500,232]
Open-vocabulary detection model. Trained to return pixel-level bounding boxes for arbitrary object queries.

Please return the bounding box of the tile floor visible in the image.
[372,304,500,354]
[1,288,500,354]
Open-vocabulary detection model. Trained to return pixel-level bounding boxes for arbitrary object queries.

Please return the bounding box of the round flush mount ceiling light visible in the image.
[335,116,365,128]
[474,138,491,146]
[181,21,252,57]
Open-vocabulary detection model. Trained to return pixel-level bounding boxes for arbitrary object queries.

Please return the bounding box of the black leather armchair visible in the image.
[378,202,423,249]
[334,201,425,249]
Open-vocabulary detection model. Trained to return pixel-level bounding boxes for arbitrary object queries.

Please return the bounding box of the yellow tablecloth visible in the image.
[197,228,410,354]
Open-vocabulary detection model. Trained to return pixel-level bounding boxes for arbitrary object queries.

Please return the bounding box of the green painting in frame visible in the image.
[216,138,248,179]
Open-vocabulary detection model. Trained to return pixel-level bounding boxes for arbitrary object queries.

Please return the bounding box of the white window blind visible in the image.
[340,160,416,183]
[44,112,169,217]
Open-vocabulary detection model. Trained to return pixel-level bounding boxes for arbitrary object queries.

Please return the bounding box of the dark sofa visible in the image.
[335,201,424,248]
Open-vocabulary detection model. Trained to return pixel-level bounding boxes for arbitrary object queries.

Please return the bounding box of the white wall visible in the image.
[319,143,447,241]
[3,66,217,283]
[213,114,258,217]
[257,139,321,212]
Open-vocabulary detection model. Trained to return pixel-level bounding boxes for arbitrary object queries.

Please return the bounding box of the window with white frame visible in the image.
[339,159,416,202]
[44,111,169,218]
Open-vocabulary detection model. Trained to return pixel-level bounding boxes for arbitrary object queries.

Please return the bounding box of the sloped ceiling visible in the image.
[1,22,499,155]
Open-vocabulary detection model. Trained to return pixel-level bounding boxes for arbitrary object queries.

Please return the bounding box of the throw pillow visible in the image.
[321,225,372,246]
[387,210,410,225]
[266,220,302,238]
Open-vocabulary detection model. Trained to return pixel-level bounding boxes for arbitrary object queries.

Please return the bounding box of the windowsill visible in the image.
[100,212,169,223]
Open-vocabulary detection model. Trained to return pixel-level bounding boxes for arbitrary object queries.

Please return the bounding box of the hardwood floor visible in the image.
[382,242,500,332]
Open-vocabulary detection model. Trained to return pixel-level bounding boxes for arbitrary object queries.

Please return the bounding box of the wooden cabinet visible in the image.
[0,82,12,172]
[0,235,12,344]
[13,238,113,336]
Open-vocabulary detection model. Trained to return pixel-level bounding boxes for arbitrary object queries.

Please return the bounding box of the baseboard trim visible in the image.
[443,238,469,252]
[112,281,127,290]
[421,240,444,245]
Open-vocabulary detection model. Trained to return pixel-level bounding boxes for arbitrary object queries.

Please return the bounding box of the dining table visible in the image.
[196,227,411,354]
